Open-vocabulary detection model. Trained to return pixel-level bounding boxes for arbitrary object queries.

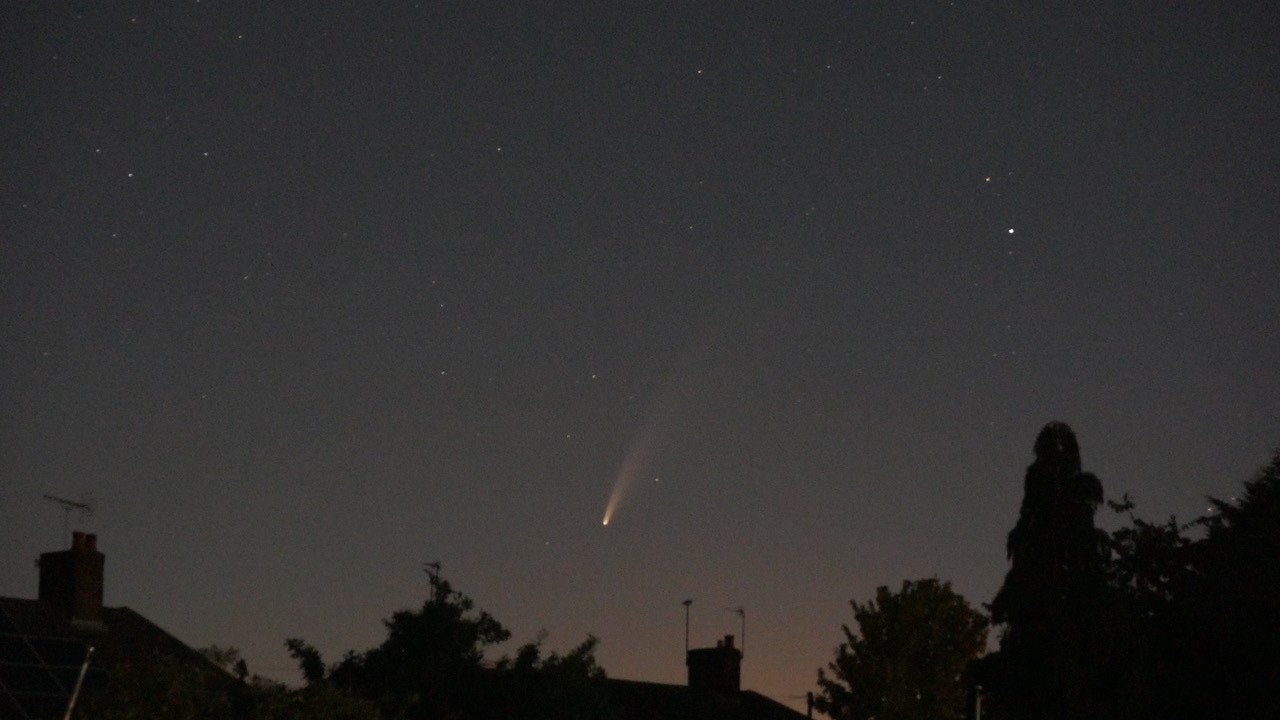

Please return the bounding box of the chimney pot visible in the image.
[38,534,105,625]
[686,634,742,694]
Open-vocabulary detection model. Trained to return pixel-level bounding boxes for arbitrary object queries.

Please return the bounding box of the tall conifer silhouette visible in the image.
[987,422,1110,719]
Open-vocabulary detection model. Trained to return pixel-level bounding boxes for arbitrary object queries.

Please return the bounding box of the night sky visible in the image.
[3,2,1278,710]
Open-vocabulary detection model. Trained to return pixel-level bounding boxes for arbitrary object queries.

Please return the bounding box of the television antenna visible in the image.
[423,561,443,599]
[42,494,94,546]
[723,606,745,658]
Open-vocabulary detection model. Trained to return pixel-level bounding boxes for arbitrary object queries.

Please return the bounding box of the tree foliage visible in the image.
[1141,451,1280,720]
[71,567,609,719]
[286,569,614,720]
[1094,451,1280,720]
[816,578,987,720]
[1189,452,1280,716]
[991,422,1108,624]
[248,678,381,720]
[486,634,614,720]
[1106,495,1192,620]
[982,422,1122,720]
[980,423,1280,720]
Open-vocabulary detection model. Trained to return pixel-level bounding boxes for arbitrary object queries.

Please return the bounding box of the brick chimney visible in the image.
[687,634,741,693]
[38,532,105,626]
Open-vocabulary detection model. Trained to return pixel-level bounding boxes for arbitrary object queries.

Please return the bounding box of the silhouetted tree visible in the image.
[984,422,1117,720]
[249,678,380,720]
[484,634,615,720]
[1069,448,1280,720]
[1161,451,1280,719]
[285,638,327,685]
[1100,495,1193,719]
[1105,495,1191,623]
[816,578,987,720]
[207,643,378,720]
[287,568,614,720]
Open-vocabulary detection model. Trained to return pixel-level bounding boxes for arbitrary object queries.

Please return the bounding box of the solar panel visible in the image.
[0,604,92,720]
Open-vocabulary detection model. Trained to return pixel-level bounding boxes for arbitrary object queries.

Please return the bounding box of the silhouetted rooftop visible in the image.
[0,596,227,719]
[605,676,808,720]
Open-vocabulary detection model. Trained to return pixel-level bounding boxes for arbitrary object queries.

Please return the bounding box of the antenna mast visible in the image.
[423,561,443,600]
[738,607,745,658]
[725,606,745,658]
[42,494,94,546]
[682,599,693,654]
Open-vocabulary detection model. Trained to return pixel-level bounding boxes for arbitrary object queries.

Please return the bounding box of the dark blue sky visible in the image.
[3,2,1278,709]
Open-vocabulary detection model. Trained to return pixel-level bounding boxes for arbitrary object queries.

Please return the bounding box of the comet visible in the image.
[600,318,726,526]
[601,372,690,527]
[601,424,656,527]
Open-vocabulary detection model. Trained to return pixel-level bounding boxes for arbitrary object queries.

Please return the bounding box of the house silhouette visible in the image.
[2,534,812,719]
[604,634,810,719]
[0,532,232,719]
